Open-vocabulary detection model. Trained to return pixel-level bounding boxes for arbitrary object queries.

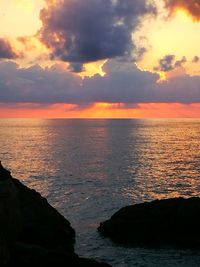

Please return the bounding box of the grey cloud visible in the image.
[0,38,18,59]
[154,55,175,72]
[39,0,156,70]
[68,62,85,73]
[0,62,81,103]
[1,60,200,105]
[154,55,187,72]
[174,56,187,68]
[82,60,200,104]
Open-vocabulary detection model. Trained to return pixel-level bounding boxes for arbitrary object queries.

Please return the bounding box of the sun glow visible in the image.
[81,60,106,77]
[175,8,192,20]
[14,0,35,12]
[1,103,200,119]
[12,36,50,68]
[0,0,44,38]
[137,4,200,76]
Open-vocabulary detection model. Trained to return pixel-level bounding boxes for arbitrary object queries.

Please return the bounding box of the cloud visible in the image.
[39,0,156,70]
[154,55,187,72]
[165,0,200,20]
[0,38,19,59]
[68,62,85,73]
[174,56,187,68]
[0,61,81,103]
[83,60,200,103]
[193,56,200,63]
[1,59,200,105]
[154,55,175,72]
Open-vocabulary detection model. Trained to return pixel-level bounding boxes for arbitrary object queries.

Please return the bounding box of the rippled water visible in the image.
[1,118,200,266]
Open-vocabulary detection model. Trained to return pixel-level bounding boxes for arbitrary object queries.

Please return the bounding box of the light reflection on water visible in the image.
[0,118,200,266]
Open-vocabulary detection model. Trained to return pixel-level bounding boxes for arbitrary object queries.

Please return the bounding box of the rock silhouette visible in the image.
[0,163,111,267]
[98,197,200,248]
[0,161,21,264]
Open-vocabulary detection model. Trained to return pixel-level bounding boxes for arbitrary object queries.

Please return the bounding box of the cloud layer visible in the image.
[0,60,200,105]
[39,0,156,71]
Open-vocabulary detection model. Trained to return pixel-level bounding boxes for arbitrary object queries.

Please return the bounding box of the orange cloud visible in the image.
[165,0,200,21]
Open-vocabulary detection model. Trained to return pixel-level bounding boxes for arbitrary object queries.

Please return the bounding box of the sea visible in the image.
[0,118,200,267]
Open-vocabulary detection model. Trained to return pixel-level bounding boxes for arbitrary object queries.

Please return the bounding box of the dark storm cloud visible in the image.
[165,0,200,20]
[154,55,187,72]
[39,0,156,70]
[0,38,18,59]
[1,60,200,105]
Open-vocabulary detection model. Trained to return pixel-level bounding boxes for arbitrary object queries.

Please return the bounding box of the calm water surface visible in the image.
[0,119,200,266]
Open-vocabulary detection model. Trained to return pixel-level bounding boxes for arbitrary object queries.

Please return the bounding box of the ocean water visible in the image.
[0,118,200,266]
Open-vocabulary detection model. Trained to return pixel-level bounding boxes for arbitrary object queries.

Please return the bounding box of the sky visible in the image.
[0,0,200,118]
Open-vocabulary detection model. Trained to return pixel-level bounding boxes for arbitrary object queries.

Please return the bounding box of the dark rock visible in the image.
[0,161,12,181]
[0,161,21,265]
[98,197,200,248]
[9,243,111,267]
[11,177,75,254]
[0,163,111,267]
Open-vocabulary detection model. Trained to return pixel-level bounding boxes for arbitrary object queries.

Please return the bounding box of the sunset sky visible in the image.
[1,0,200,118]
